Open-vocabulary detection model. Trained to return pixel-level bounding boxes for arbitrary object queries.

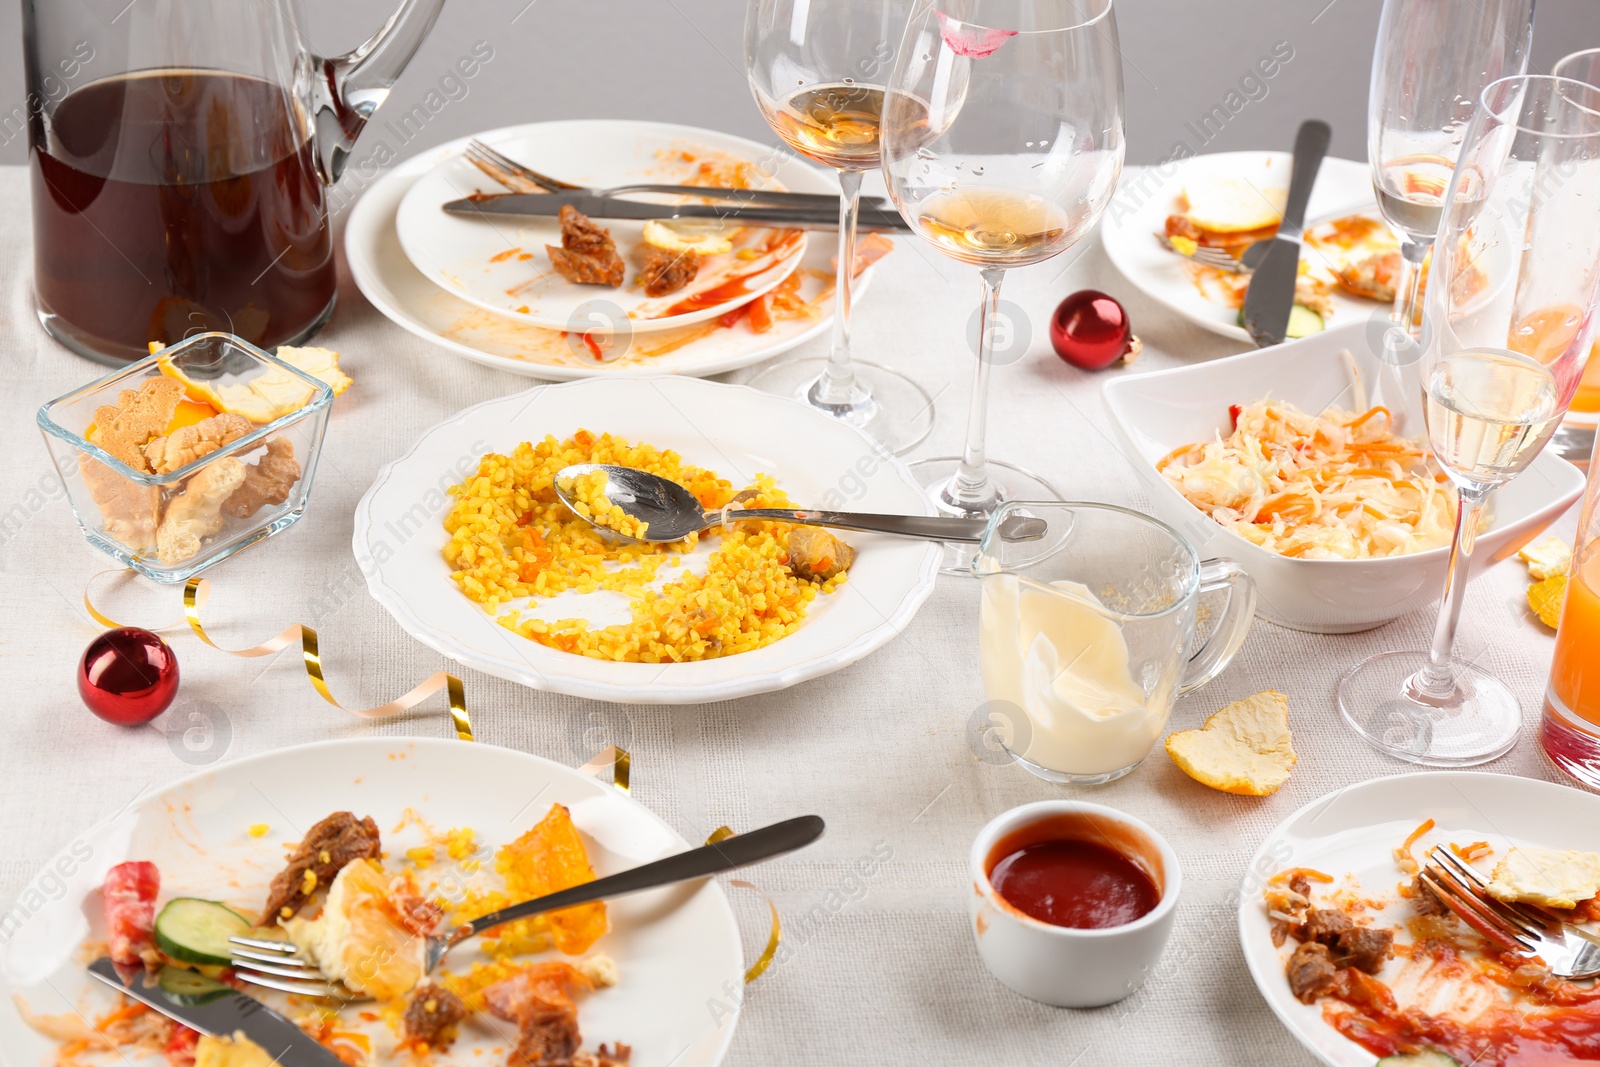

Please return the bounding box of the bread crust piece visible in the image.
[143,413,253,474]
[156,456,247,565]
[79,455,161,550]
[222,438,301,518]
[93,377,185,468]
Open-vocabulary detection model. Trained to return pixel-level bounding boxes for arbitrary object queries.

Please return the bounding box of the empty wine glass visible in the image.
[744,0,936,455]
[1339,74,1600,766]
[1367,0,1533,340]
[881,0,1124,572]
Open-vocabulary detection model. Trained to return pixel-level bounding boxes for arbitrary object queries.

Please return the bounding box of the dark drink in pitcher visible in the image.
[30,70,336,364]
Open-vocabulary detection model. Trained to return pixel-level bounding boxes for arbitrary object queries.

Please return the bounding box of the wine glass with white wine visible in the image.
[1367,0,1533,339]
[1338,74,1600,765]
[744,0,935,455]
[880,0,1124,571]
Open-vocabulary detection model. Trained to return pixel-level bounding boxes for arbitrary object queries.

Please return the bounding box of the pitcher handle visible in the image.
[1177,558,1257,695]
[304,0,450,184]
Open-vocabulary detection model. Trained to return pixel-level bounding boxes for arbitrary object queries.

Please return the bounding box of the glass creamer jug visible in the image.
[974,501,1257,784]
[24,0,446,364]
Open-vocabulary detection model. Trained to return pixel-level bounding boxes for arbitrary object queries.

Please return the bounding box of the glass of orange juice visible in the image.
[1541,433,1600,786]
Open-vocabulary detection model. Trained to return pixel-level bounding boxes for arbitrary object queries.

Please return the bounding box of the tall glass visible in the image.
[881,0,1124,572]
[1366,0,1533,339]
[744,0,936,455]
[1543,440,1600,787]
[1549,47,1600,466]
[1339,75,1600,766]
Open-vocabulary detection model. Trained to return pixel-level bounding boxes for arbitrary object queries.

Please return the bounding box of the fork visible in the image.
[1154,234,1251,273]
[1419,845,1600,978]
[229,814,824,1001]
[465,139,867,210]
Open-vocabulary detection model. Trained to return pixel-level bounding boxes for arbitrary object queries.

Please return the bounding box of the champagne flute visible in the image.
[1548,47,1600,463]
[1367,0,1533,339]
[1338,74,1600,766]
[881,0,1124,572]
[744,0,936,455]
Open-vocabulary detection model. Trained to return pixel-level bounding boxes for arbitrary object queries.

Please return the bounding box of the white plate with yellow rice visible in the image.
[0,736,745,1067]
[352,376,941,703]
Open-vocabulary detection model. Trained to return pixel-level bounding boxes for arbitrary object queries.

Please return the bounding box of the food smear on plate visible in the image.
[1264,827,1600,1065]
[1158,398,1462,559]
[444,431,852,662]
[27,804,628,1065]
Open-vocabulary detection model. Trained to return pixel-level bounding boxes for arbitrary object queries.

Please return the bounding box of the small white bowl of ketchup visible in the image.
[969,800,1181,1007]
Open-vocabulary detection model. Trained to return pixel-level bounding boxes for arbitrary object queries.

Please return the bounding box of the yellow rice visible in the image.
[442,430,847,662]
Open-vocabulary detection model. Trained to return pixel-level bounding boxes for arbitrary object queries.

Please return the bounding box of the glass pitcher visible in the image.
[974,501,1257,784]
[23,0,446,364]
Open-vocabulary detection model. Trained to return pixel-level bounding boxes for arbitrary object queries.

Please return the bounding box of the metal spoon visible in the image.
[553,464,1046,545]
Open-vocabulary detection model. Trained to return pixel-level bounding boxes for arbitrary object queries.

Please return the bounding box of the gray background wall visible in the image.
[2,0,1595,174]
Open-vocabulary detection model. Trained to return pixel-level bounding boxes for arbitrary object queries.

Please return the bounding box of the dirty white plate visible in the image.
[1237,771,1600,1066]
[353,376,940,704]
[346,127,870,381]
[396,120,811,332]
[0,737,743,1067]
[1101,152,1380,344]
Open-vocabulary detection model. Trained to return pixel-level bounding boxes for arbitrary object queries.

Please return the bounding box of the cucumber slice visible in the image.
[1234,305,1326,339]
[156,965,233,1006]
[154,898,252,966]
[1376,1053,1460,1066]
[1286,304,1325,339]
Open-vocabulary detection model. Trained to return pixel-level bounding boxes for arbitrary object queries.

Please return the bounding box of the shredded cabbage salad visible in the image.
[1157,399,1461,559]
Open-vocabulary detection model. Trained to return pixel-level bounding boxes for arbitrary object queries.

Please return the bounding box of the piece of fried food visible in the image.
[785,527,855,582]
[638,244,702,297]
[155,456,246,565]
[142,412,253,474]
[1165,690,1296,796]
[92,377,185,469]
[1485,847,1600,910]
[546,206,625,287]
[223,438,301,519]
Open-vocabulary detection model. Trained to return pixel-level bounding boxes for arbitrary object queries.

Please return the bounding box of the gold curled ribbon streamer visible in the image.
[83,569,187,632]
[178,578,474,740]
[703,826,782,984]
[577,745,631,794]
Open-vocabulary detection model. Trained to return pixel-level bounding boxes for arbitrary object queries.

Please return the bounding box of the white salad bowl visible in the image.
[1102,323,1585,633]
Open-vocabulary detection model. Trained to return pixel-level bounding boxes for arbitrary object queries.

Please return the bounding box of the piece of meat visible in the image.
[262,811,381,923]
[1286,941,1338,1004]
[509,1002,582,1067]
[402,983,469,1048]
[104,861,160,967]
[1288,873,1311,899]
[546,206,624,287]
[786,527,855,582]
[638,245,701,297]
[1409,875,1450,917]
[1333,926,1394,974]
[1303,907,1354,946]
[573,1045,631,1067]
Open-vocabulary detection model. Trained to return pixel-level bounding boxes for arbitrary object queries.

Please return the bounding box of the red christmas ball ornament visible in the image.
[78,627,179,726]
[1051,289,1142,370]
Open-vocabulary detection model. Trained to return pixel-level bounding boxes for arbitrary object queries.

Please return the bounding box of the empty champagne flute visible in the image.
[744,0,935,455]
[1367,0,1533,340]
[1548,47,1600,464]
[881,0,1124,572]
[1339,74,1600,765]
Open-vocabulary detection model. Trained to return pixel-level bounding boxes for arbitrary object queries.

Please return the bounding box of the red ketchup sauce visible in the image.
[985,813,1163,930]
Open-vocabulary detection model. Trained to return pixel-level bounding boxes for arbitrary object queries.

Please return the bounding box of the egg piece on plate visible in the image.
[281,859,427,1000]
[195,1032,275,1067]
[1485,847,1600,909]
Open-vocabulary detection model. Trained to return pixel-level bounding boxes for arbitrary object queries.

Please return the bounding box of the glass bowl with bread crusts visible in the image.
[37,332,333,582]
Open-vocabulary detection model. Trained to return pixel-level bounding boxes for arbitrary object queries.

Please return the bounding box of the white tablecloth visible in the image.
[0,163,1577,1066]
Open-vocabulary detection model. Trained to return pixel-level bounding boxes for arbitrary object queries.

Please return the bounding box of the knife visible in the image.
[1241,119,1332,347]
[442,191,913,233]
[88,957,345,1066]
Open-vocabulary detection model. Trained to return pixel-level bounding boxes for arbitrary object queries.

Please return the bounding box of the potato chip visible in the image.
[1165,690,1296,796]
[1518,534,1572,581]
[1530,573,1568,629]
